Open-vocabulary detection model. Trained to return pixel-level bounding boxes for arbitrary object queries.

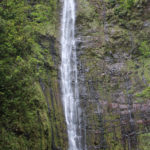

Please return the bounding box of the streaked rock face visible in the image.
[76,0,150,149]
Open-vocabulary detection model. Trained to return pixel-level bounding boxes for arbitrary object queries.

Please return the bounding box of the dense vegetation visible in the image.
[0,0,67,149]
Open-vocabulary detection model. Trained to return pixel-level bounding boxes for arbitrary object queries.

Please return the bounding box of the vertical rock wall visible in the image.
[76,0,150,149]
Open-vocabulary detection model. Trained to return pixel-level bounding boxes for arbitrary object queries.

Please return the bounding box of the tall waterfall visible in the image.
[60,0,83,149]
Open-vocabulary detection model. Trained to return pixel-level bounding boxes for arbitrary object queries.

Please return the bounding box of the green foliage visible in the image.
[119,0,140,9]
[136,86,150,99]
[139,41,150,57]
[139,133,150,150]
[0,0,67,149]
[114,0,140,17]
[121,0,136,8]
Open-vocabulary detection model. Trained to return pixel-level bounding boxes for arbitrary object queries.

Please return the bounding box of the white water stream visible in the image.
[60,0,82,149]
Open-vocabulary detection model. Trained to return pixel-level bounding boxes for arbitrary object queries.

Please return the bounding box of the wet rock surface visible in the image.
[76,0,150,149]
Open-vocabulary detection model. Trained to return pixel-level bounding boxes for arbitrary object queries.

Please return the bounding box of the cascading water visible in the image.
[60,0,83,149]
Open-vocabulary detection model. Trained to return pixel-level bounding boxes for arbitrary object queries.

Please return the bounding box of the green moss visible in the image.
[139,133,150,150]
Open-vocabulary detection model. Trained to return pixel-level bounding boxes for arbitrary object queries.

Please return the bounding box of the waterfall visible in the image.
[60,0,83,149]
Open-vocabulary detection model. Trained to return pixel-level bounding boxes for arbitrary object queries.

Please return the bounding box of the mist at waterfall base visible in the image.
[60,0,85,150]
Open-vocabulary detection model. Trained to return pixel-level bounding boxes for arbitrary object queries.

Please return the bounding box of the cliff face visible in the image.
[76,0,150,149]
[1,0,150,150]
[0,0,67,149]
